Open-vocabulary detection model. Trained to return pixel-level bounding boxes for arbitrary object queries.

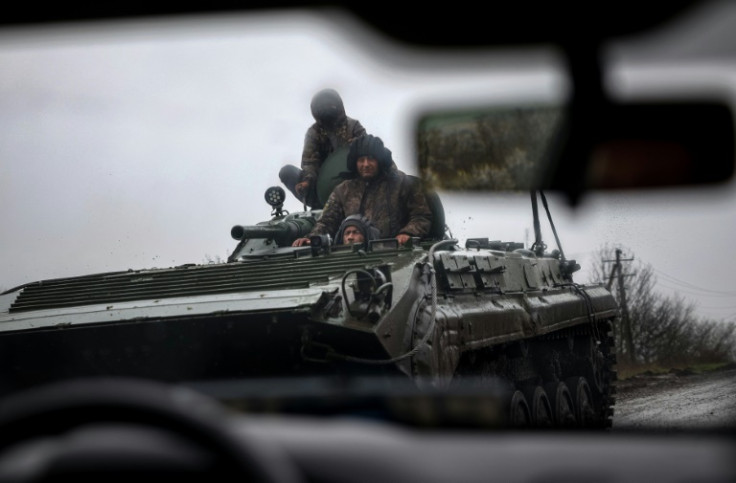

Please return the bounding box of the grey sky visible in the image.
[1,6,735,322]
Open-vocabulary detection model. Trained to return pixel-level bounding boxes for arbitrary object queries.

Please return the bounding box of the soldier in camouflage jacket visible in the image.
[293,134,433,247]
[279,88,366,209]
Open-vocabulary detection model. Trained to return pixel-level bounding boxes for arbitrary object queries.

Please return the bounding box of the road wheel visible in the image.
[522,385,553,428]
[544,381,576,427]
[565,376,597,427]
[507,390,531,428]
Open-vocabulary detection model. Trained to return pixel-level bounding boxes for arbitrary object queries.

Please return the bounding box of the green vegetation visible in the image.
[416,106,562,191]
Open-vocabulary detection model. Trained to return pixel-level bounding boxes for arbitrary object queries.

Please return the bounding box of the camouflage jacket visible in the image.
[308,170,433,240]
[300,117,366,183]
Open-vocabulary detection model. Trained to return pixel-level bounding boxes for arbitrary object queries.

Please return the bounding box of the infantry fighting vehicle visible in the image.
[0,174,618,428]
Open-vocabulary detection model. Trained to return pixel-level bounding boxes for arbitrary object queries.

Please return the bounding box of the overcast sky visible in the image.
[1,5,736,322]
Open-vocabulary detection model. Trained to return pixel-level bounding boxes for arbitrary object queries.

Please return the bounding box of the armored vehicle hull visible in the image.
[0,208,618,428]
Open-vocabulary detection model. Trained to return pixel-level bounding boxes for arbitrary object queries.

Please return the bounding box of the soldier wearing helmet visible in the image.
[292,134,432,247]
[279,88,366,209]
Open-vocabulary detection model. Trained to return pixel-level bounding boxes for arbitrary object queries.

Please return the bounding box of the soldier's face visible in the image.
[357,156,379,179]
[343,226,365,245]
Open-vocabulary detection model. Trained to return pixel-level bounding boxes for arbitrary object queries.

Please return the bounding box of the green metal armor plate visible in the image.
[316,147,349,206]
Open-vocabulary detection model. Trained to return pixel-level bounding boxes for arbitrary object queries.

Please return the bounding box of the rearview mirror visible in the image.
[415,101,735,193]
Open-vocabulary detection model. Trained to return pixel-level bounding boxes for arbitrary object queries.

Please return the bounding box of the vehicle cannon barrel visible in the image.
[230,216,316,245]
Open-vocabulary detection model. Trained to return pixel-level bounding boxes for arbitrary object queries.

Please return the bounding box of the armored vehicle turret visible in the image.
[0,181,618,428]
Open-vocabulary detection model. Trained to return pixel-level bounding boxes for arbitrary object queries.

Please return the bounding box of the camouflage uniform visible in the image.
[309,169,433,241]
[279,89,366,209]
[300,117,366,185]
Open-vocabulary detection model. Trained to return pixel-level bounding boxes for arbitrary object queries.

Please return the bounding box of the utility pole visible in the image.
[604,249,635,363]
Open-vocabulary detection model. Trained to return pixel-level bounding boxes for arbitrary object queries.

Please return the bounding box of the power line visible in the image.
[656,280,736,299]
[653,267,736,296]
[691,303,736,310]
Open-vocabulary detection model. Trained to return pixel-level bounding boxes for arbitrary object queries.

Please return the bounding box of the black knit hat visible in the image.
[346,134,393,176]
[334,214,381,246]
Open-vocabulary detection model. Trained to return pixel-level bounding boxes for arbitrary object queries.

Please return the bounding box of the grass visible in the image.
[616,360,735,380]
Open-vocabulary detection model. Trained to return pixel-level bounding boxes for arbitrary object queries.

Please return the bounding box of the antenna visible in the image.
[530,190,546,257]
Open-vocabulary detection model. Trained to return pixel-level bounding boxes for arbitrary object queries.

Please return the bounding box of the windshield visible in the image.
[1,3,735,433]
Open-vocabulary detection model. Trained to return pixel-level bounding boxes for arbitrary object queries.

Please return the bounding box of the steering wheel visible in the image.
[0,378,302,483]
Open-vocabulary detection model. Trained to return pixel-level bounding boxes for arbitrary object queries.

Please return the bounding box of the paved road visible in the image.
[613,367,736,431]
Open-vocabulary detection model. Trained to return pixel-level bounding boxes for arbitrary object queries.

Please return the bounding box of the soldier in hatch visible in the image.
[279,88,366,209]
[292,134,432,247]
[334,215,381,246]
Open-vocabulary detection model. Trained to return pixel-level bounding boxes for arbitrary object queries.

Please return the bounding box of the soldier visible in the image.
[279,88,366,209]
[334,214,381,246]
[292,134,432,247]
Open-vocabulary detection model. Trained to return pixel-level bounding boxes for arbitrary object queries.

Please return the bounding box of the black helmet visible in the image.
[310,88,345,124]
[346,134,393,176]
[334,214,381,246]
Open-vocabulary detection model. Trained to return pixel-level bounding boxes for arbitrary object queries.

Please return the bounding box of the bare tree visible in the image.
[591,244,736,368]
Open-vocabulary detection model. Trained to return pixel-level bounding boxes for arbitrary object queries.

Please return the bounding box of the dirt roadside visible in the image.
[612,364,736,431]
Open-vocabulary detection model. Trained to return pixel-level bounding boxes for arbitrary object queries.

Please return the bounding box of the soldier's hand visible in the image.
[395,234,411,246]
[295,181,310,198]
[292,237,311,247]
